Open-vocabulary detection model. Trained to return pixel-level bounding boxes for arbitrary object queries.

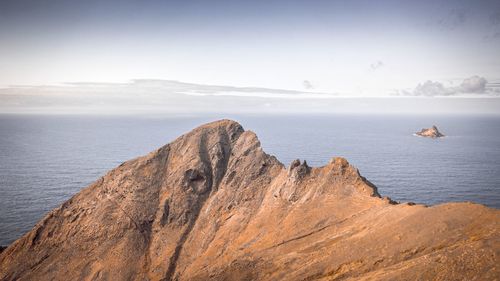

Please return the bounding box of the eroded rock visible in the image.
[416,125,445,138]
[0,119,498,281]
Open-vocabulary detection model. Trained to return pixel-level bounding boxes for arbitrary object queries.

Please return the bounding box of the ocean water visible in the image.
[1,114,499,245]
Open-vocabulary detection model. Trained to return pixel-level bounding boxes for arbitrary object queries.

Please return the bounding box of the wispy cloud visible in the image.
[1,79,499,115]
[484,11,500,41]
[0,80,340,114]
[490,12,500,25]
[369,61,384,72]
[436,8,468,30]
[302,80,314,90]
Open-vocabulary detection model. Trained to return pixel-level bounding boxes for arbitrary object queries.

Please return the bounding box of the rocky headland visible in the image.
[0,120,498,280]
[415,125,445,138]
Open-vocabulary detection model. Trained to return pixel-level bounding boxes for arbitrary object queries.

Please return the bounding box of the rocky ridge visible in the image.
[0,119,498,281]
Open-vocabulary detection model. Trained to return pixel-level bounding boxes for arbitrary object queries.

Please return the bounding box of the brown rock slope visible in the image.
[1,120,499,281]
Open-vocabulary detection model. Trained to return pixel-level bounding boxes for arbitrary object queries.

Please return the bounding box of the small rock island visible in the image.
[415,125,445,138]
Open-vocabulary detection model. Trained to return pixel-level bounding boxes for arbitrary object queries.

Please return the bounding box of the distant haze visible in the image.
[0,80,499,115]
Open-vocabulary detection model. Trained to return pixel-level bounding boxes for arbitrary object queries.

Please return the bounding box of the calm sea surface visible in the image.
[1,114,499,245]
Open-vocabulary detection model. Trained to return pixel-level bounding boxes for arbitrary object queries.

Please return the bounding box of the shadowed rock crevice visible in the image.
[160,200,170,227]
[163,127,235,281]
[0,119,498,281]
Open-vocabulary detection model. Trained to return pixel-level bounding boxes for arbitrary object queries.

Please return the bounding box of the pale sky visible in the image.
[1,0,499,94]
[0,0,500,115]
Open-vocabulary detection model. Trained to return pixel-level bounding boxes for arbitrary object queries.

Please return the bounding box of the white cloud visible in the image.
[0,80,341,114]
[369,61,384,71]
[397,76,498,97]
[303,80,314,90]
[459,75,487,93]
[413,80,454,96]
[1,78,499,115]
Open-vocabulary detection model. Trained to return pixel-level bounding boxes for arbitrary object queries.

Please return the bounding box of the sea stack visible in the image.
[1,120,498,281]
[416,125,445,138]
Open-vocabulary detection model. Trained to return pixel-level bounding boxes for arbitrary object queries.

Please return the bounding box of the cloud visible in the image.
[459,75,487,93]
[0,79,340,115]
[1,78,500,115]
[396,76,498,97]
[489,12,500,26]
[437,8,467,30]
[413,80,454,96]
[484,12,500,41]
[303,80,314,90]
[369,61,384,71]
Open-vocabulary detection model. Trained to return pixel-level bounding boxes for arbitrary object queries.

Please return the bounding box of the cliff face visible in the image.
[1,120,498,281]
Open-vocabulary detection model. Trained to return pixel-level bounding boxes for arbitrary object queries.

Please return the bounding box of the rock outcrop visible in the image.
[416,125,445,138]
[1,120,498,281]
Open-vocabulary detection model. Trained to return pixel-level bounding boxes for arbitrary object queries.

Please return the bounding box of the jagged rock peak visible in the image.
[1,119,498,281]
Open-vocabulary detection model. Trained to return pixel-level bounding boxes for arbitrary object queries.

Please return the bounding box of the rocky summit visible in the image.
[1,120,498,281]
[416,125,445,138]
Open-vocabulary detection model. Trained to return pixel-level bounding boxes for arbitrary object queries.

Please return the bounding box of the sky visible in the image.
[0,0,500,114]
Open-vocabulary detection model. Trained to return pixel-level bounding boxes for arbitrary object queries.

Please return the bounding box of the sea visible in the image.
[1,114,499,245]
